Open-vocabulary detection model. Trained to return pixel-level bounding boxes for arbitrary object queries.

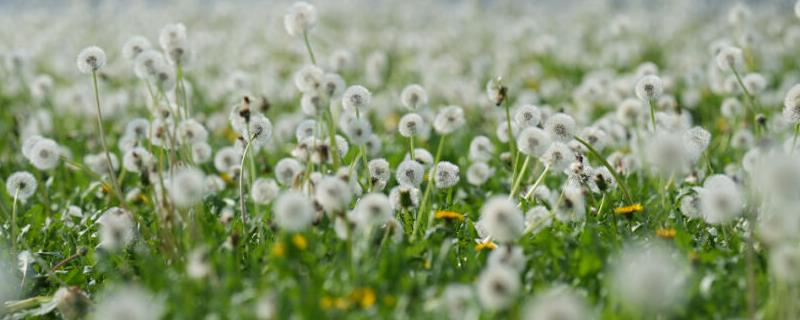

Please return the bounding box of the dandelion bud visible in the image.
[396,160,424,187]
[5,171,37,201]
[251,178,279,204]
[486,77,507,106]
[433,105,465,134]
[715,46,744,72]
[433,161,460,189]
[284,1,318,37]
[398,113,424,138]
[273,191,315,231]
[517,127,551,156]
[400,84,428,110]
[76,46,106,74]
[480,196,524,243]
[634,75,663,101]
[476,264,519,311]
[121,36,152,61]
[342,85,372,111]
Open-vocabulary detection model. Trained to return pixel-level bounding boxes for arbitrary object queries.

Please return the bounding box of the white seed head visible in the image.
[251,178,279,204]
[398,113,424,138]
[315,176,352,214]
[634,75,663,101]
[400,84,428,110]
[480,196,524,243]
[169,167,205,208]
[476,264,519,311]
[514,104,542,128]
[433,105,465,134]
[433,161,460,189]
[715,46,744,72]
[516,127,551,156]
[284,1,318,37]
[6,171,37,201]
[467,162,493,186]
[76,46,106,74]
[396,160,424,187]
[274,191,315,231]
[342,85,372,111]
[544,113,576,143]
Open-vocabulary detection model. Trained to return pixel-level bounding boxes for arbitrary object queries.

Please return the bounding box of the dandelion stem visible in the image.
[239,135,254,237]
[414,134,446,240]
[91,71,128,209]
[11,189,19,253]
[509,155,530,199]
[523,165,549,201]
[408,136,415,160]
[325,106,341,170]
[573,136,633,203]
[303,31,317,65]
[648,99,657,133]
[792,123,800,154]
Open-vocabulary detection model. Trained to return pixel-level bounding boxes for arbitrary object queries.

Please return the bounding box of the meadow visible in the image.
[1,0,800,319]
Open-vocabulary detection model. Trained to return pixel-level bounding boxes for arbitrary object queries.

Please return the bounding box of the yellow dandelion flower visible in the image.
[351,287,376,309]
[614,203,643,215]
[220,173,233,183]
[271,242,286,257]
[435,210,464,221]
[475,240,497,252]
[320,296,333,310]
[334,297,350,310]
[656,228,677,238]
[292,234,307,250]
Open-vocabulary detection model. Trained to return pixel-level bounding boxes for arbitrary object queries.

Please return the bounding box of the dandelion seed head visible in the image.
[274,191,315,231]
[76,46,106,74]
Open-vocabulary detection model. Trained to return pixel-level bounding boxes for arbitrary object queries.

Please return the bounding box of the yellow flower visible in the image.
[271,242,286,257]
[656,228,677,238]
[435,210,464,221]
[614,203,643,215]
[475,240,497,252]
[350,288,376,309]
[292,234,307,250]
[220,173,233,183]
[334,297,350,310]
[320,296,333,310]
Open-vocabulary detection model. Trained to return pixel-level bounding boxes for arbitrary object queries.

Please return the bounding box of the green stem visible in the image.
[648,99,657,133]
[573,136,634,203]
[91,71,128,209]
[414,134,446,240]
[523,165,549,201]
[792,123,800,154]
[11,189,19,253]
[303,31,317,65]
[509,155,530,199]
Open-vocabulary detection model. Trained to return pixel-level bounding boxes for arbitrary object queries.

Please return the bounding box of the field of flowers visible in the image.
[2,0,800,318]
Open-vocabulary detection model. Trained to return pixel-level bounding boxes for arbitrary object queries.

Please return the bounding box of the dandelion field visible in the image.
[2,0,800,319]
